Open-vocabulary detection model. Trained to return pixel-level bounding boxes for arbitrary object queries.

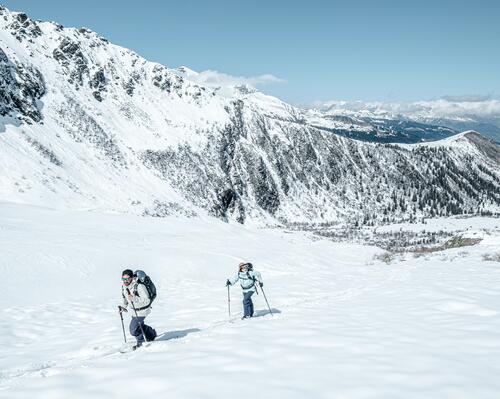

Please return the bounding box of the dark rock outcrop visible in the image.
[53,38,89,87]
[0,47,45,122]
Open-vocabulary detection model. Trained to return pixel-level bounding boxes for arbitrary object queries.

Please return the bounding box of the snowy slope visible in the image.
[1,203,500,398]
[0,6,499,225]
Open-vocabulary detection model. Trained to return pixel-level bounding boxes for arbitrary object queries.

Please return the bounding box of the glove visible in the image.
[118,306,128,313]
[259,282,263,288]
[226,279,231,287]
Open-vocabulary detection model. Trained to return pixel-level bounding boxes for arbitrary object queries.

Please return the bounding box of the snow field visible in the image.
[1,203,500,398]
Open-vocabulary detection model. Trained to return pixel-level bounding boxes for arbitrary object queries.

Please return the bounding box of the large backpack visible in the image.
[133,270,157,308]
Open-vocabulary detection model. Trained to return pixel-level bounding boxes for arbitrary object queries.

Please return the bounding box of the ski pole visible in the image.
[118,306,127,343]
[127,288,148,343]
[227,284,231,317]
[260,285,273,317]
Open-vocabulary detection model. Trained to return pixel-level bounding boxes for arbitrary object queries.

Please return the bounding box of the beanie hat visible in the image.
[122,269,134,278]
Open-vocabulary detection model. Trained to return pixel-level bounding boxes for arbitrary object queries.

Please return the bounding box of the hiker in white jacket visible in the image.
[119,269,157,348]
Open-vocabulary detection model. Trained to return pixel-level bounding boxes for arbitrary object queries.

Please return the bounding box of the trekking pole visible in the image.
[118,306,127,343]
[127,289,148,343]
[260,286,273,317]
[227,285,231,317]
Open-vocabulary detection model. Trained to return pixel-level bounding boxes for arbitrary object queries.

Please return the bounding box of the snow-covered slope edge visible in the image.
[0,6,499,225]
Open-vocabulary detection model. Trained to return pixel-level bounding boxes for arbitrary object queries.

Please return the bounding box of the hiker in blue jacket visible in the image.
[226,262,263,319]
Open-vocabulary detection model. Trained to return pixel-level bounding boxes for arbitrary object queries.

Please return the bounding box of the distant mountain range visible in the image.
[1,5,499,225]
[313,98,500,143]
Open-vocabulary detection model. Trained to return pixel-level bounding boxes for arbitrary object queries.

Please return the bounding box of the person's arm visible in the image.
[228,274,239,286]
[119,288,129,312]
[252,271,263,286]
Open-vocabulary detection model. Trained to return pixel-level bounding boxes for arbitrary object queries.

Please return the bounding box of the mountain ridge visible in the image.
[0,5,499,225]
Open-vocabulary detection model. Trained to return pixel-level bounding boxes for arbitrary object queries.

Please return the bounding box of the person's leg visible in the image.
[249,291,254,317]
[130,316,146,346]
[243,291,254,318]
[142,320,157,341]
[242,292,249,317]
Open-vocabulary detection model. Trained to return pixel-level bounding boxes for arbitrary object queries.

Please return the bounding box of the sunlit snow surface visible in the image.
[1,202,499,398]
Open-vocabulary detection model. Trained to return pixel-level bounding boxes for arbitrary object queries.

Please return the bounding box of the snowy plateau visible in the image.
[1,5,500,399]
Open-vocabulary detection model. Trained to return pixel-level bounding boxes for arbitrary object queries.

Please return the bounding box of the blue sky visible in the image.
[2,0,499,104]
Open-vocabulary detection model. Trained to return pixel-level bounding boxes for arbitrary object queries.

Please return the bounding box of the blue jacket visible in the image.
[229,270,263,293]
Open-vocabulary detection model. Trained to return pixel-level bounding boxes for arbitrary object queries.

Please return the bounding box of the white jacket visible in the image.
[121,280,152,317]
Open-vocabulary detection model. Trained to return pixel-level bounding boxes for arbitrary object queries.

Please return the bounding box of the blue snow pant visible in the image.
[129,317,156,345]
[243,291,255,317]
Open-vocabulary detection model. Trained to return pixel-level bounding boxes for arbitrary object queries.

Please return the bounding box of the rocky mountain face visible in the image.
[0,46,44,122]
[0,6,499,226]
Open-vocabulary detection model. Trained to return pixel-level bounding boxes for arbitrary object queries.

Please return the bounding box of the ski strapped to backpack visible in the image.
[132,270,157,311]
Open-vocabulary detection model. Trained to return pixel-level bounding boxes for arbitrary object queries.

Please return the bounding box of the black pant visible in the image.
[243,291,254,317]
[130,317,155,344]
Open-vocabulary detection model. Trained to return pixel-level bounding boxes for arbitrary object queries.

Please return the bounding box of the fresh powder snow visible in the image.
[1,202,499,398]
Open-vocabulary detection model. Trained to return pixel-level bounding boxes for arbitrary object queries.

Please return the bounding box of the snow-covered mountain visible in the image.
[1,6,499,224]
[303,107,457,144]
[315,98,500,144]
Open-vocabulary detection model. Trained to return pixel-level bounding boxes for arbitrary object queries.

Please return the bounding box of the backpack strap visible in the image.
[133,282,152,311]
[249,272,259,295]
[239,272,255,290]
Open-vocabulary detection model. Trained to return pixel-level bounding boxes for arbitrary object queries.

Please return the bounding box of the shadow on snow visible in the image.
[157,328,202,341]
[155,309,281,342]
[253,308,281,317]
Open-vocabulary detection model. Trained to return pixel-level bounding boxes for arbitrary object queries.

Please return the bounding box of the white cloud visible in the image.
[439,94,493,103]
[180,68,285,89]
[314,96,500,120]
